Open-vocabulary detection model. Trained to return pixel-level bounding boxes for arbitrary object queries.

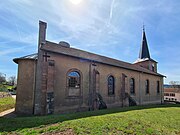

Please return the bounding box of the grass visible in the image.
[0,96,15,113]
[0,84,15,92]
[0,84,7,91]
[0,104,180,135]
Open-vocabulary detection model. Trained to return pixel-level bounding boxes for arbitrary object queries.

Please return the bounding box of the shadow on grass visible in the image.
[0,104,179,132]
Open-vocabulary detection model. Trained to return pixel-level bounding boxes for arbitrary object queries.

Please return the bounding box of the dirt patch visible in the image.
[42,129,76,135]
[0,108,16,118]
[0,92,11,98]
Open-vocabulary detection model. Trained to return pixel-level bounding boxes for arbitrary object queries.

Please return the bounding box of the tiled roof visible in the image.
[40,41,164,77]
[13,53,37,63]
[164,88,180,93]
[13,40,164,77]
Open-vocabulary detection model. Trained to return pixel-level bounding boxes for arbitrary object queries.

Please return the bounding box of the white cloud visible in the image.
[0,0,180,82]
[0,46,27,56]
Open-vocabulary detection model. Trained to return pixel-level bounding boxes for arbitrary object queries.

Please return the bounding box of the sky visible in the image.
[0,0,180,84]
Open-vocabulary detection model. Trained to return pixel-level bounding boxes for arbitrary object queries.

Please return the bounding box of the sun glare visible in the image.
[70,0,82,5]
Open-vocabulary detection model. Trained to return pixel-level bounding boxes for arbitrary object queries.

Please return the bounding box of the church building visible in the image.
[13,21,164,115]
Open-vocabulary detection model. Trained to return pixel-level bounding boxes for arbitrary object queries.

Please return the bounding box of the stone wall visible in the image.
[15,59,36,115]
[46,51,163,114]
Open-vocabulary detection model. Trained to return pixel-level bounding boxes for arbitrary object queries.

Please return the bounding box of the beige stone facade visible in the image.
[13,21,164,115]
[15,59,36,114]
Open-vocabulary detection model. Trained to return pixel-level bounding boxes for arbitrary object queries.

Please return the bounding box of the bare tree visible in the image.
[8,76,16,86]
[0,73,6,84]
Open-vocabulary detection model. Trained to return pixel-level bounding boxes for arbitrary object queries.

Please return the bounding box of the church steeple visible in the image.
[134,26,158,72]
[139,27,150,59]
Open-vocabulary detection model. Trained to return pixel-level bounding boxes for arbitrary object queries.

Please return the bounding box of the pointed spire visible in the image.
[143,24,145,32]
[139,26,150,59]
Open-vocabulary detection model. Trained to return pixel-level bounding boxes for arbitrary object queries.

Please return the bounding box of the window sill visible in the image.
[108,94,115,97]
[65,96,82,99]
[130,93,136,96]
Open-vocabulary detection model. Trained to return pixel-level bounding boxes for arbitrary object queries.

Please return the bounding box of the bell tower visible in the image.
[134,27,157,72]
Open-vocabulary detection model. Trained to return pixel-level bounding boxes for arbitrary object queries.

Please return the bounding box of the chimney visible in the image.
[34,21,47,115]
[38,20,47,48]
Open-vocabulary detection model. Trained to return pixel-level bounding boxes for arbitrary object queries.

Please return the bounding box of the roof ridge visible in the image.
[43,41,164,77]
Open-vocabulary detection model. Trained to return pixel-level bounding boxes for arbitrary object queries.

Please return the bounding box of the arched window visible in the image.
[108,75,115,95]
[145,80,149,94]
[157,81,160,94]
[67,70,81,97]
[130,78,135,94]
[68,71,80,88]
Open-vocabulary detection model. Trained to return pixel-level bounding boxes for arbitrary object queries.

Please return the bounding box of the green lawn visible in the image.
[0,84,15,92]
[0,84,7,91]
[0,104,180,135]
[0,96,15,113]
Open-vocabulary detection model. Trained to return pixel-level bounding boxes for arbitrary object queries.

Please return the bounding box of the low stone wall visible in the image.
[0,92,11,98]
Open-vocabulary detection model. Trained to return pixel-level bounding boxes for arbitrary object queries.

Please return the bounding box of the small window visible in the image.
[108,75,115,95]
[157,81,160,94]
[48,60,55,66]
[130,78,135,94]
[68,71,80,88]
[145,80,149,94]
[152,64,155,72]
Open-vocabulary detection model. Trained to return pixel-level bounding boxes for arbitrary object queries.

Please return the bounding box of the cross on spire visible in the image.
[143,24,145,32]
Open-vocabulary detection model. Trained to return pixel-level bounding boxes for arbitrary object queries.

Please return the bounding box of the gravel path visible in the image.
[12,95,16,100]
[0,95,16,118]
[0,108,16,117]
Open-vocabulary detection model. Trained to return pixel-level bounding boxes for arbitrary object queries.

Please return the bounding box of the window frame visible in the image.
[107,75,115,96]
[152,64,155,72]
[68,71,80,88]
[66,69,82,98]
[130,78,135,95]
[157,81,160,94]
[145,79,149,94]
